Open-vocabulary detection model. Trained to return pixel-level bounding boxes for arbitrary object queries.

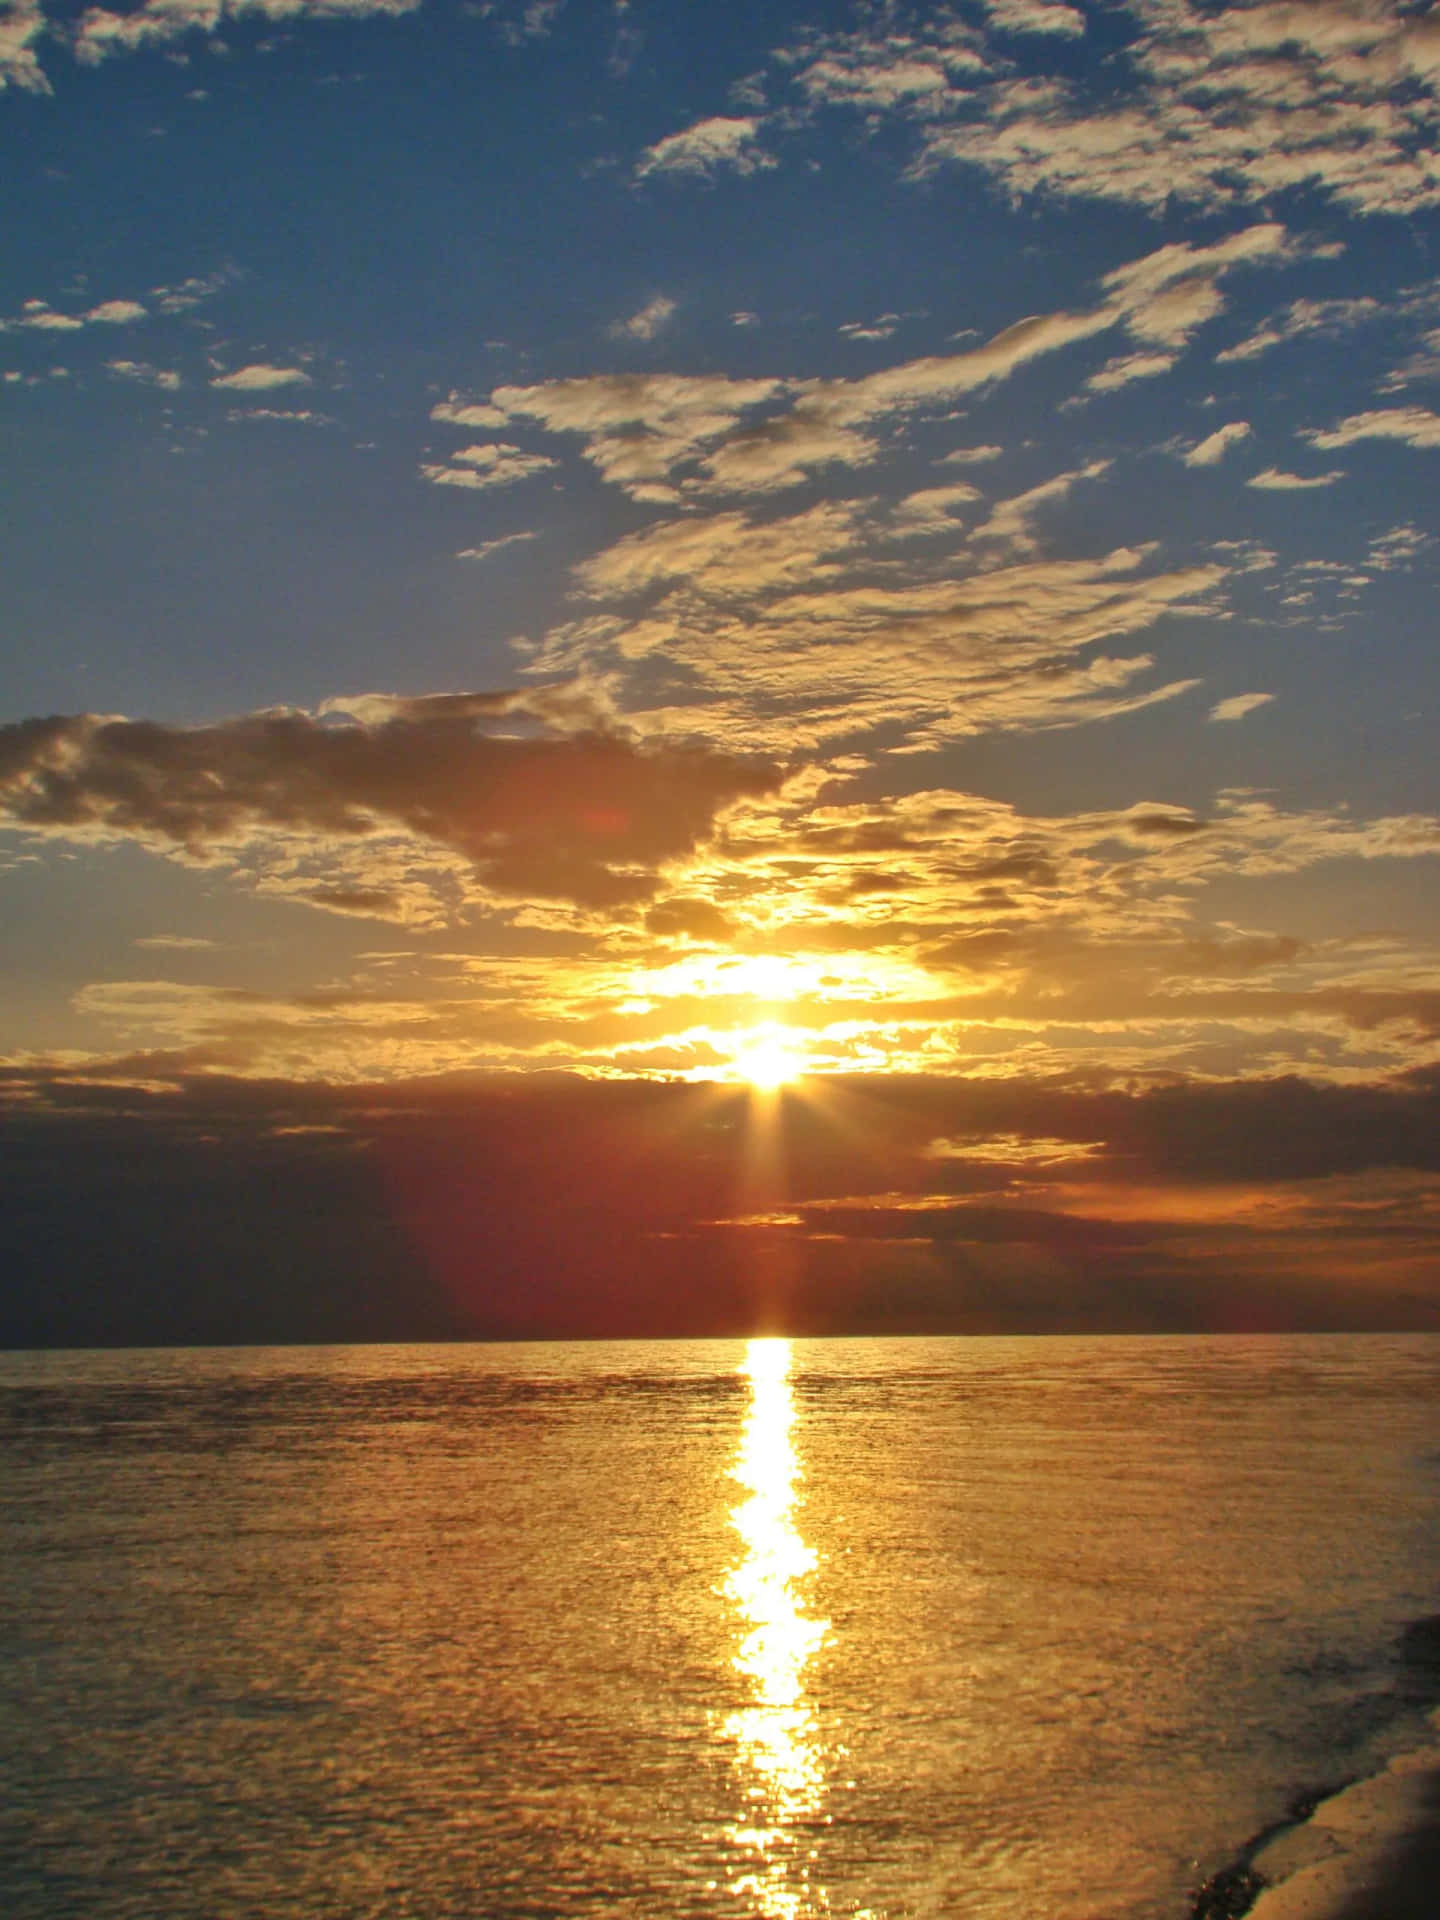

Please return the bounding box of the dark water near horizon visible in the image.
[2,1334,1439,1920]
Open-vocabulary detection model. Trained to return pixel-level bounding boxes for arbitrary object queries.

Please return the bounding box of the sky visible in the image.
[3,0,1440,1340]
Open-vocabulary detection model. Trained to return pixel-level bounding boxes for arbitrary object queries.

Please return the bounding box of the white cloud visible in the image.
[889,481,984,534]
[420,443,559,491]
[571,499,861,601]
[536,510,1221,754]
[793,50,960,110]
[19,303,84,332]
[85,298,148,325]
[912,2,1440,218]
[448,371,784,502]
[940,444,1003,465]
[610,295,678,342]
[0,0,48,93]
[1184,421,1252,468]
[210,363,312,392]
[839,314,902,342]
[985,0,1084,36]
[437,227,1292,506]
[430,398,510,430]
[1366,523,1431,571]
[226,407,333,425]
[1246,467,1346,491]
[635,116,774,181]
[457,530,540,562]
[1305,407,1440,451]
[1086,351,1176,393]
[6,291,155,334]
[1216,296,1381,364]
[73,0,421,68]
[1209,693,1274,724]
[107,359,182,390]
[151,272,231,314]
[1099,227,1297,339]
[971,459,1111,555]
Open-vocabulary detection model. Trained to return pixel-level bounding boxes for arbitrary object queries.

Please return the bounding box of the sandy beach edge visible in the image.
[1190,1617,1440,1920]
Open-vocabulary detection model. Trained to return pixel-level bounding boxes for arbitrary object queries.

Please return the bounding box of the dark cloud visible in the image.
[3,1068,1439,1347]
[644,896,737,941]
[0,701,781,908]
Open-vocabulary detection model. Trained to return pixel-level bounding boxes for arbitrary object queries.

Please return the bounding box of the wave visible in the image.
[1193,1615,1440,1920]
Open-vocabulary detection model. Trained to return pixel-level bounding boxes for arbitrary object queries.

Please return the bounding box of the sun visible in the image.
[729,1025,805,1092]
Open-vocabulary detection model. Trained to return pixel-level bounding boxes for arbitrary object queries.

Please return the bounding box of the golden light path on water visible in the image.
[723,1338,832,1919]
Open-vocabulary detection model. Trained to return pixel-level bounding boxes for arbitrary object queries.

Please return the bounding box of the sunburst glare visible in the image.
[729,1024,807,1092]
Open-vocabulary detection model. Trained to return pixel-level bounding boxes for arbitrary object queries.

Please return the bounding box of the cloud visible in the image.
[1097,226,1298,339]
[18,302,84,332]
[610,295,677,342]
[210,363,312,392]
[429,398,510,430]
[635,116,775,181]
[83,298,147,326]
[571,499,861,600]
[1304,407,1440,450]
[941,444,1003,465]
[151,272,232,315]
[1216,296,1382,363]
[1366,523,1431,571]
[5,292,153,334]
[1085,351,1176,393]
[5,1073,1440,1343]
[436,228,1293,503]
[1208,693,1274,724]
[839,314,902,342]
[438,372,784,502]
[793,50,960,111]
[537,519,1219,753]
[984,0,1084,38]
[1246,467,1346,490]
[0,0,47,92]
[910,1,1440,217]
[72,0,422,68]
[480,0,566,46]
[1184,422,1252,468]
[107,360,182,390]
[889,481,984,533]
[226,407,333,426]
[970,459,1110,555]
[0,698,782,914]
[456,530,539,562]
[419,442,558,490]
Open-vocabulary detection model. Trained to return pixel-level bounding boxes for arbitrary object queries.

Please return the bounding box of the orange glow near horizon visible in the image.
[722,1337,830,1918]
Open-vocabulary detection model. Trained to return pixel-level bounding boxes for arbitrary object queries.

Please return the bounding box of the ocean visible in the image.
[2,1334,1438,1919]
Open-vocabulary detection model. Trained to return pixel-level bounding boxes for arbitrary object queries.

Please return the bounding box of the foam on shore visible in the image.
[1234,1708,1440,1920]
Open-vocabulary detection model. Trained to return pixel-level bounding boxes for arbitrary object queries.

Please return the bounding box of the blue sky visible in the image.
[6,2,1440,1334]
[3,2,1439,1131]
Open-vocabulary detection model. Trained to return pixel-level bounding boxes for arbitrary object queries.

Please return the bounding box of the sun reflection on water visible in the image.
[723,1337,831,1918]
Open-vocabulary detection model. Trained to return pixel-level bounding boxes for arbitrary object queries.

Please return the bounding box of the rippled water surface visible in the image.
[3,1335,1440,1919]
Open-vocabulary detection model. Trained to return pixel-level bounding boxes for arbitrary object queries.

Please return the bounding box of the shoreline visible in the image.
[1193,1617,1440,1920]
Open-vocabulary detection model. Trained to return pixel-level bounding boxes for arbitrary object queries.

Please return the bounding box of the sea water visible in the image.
[2,1335,1438,1920]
